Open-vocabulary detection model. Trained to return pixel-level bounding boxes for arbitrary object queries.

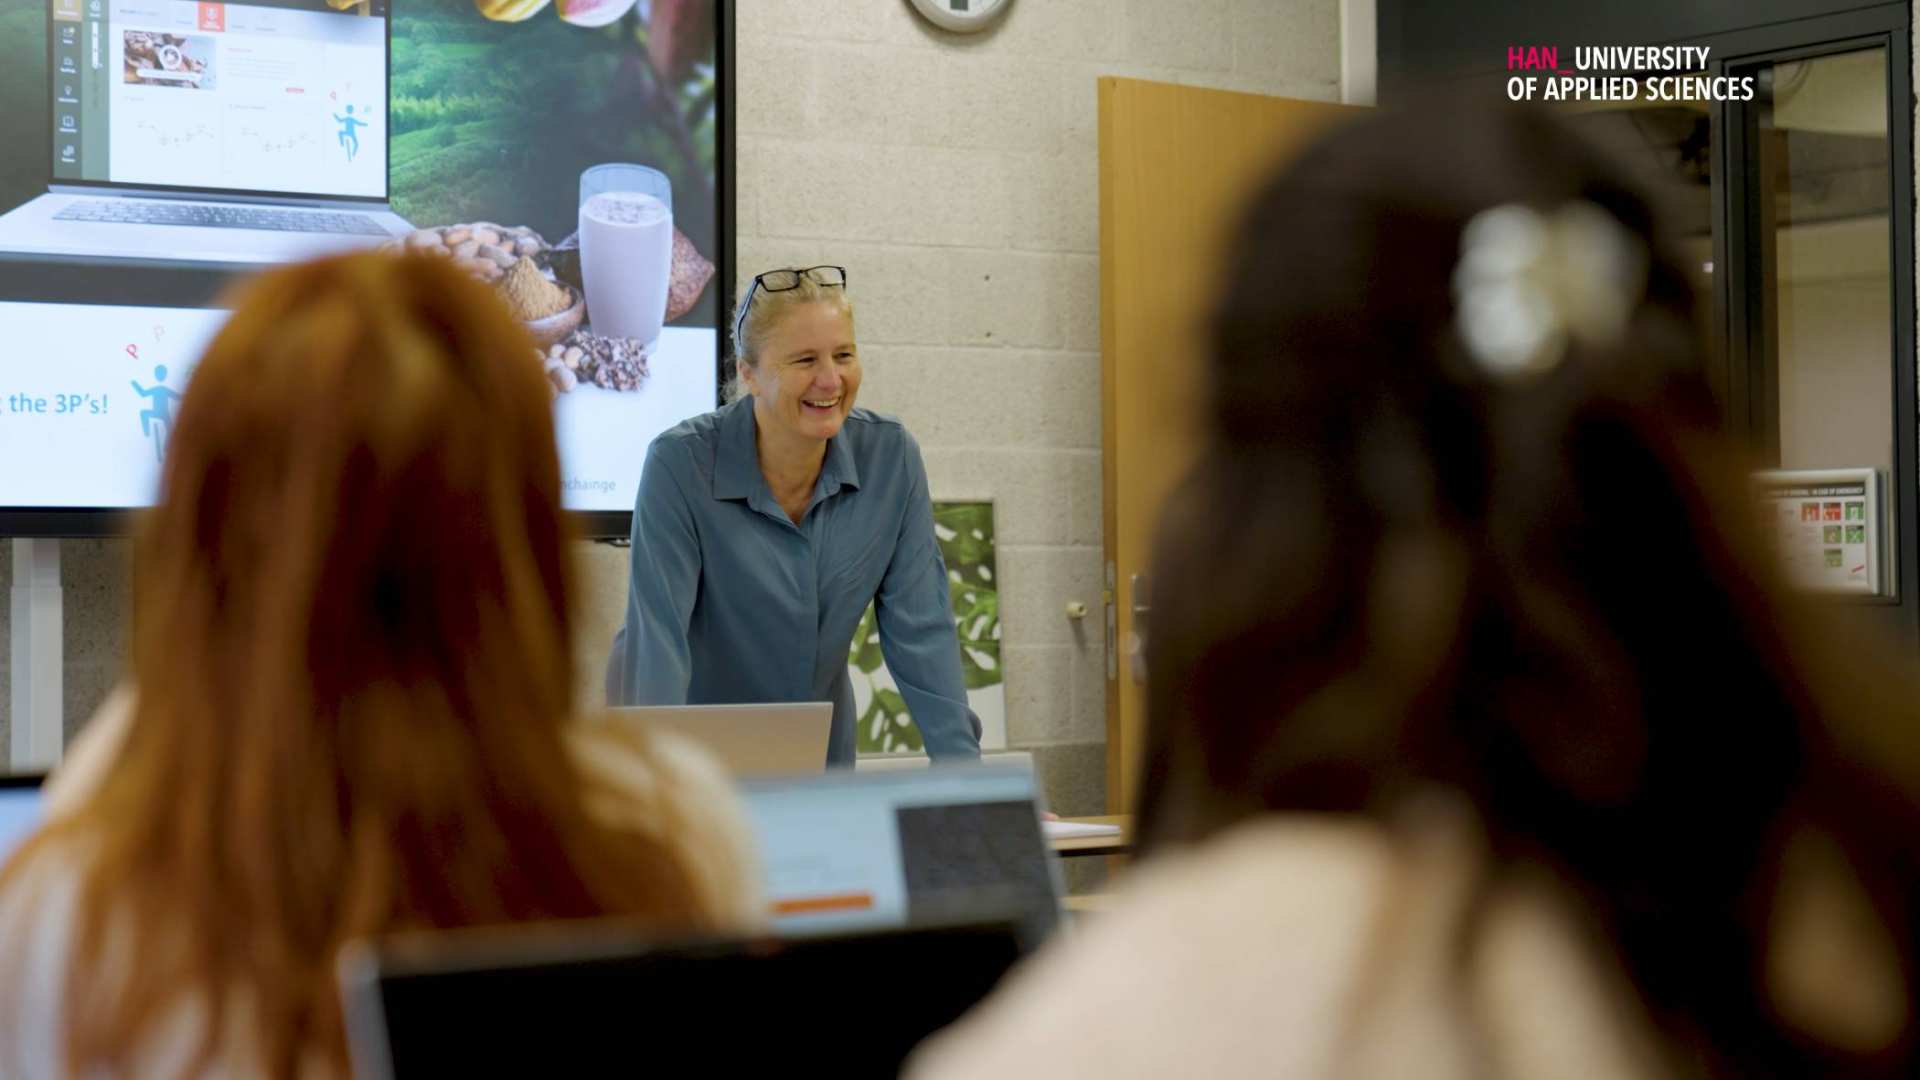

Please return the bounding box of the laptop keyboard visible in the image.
[54,199,389,236]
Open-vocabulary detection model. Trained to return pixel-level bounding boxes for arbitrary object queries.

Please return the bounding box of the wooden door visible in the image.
[1099,79,1360,814]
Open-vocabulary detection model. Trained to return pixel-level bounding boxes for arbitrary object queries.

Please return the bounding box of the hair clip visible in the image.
[1451,201,1648,381]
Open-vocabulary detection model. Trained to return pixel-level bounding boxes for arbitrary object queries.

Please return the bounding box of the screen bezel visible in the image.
[0,0,735,542]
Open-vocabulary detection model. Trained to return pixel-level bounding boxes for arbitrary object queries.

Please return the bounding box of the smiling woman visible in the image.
[732,268,863,520]
[605,265,984,766]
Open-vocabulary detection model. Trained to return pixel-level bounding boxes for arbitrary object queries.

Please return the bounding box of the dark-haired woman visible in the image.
[912,105,1920,1079]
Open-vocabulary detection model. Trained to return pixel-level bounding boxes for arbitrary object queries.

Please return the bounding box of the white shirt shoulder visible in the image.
[909,817,1406,1080]
[909,814,1663,1080]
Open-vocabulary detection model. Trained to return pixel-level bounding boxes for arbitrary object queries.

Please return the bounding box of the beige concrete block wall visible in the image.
[648,0,1339,812]
[3,0,1342,819]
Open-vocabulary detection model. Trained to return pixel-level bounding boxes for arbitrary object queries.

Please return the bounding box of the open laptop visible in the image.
[0,775,47,866]
[339,917,1032,1079]
[740,765,1064,941]
[0,0,410,267]
[608,702,834,777]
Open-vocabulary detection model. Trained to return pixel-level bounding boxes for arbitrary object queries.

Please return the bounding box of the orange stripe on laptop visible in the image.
[771,893,875,915]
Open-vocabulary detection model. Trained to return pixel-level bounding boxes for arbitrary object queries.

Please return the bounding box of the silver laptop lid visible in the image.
[608,702,834,777]
[49,0,391,204]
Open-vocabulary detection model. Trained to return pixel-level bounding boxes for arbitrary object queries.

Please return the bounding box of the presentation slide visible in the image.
[0,0,723,519]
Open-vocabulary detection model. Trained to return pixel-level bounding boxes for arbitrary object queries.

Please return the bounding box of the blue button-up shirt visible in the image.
[606,397,983,765]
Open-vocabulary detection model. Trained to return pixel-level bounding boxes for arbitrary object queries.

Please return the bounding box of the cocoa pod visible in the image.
[665,228,714,320]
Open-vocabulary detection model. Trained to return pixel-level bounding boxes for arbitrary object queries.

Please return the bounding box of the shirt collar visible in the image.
[819,421,862,497]
[713,397,760,501]
[712,398,865,508]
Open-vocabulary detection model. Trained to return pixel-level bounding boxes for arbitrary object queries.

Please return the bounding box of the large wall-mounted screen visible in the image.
[0,0,731,537]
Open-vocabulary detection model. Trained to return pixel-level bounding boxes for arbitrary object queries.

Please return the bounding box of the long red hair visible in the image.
[5,252,713,1073]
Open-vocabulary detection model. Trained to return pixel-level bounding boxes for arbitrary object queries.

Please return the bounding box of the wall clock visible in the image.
[908,0,1011,34]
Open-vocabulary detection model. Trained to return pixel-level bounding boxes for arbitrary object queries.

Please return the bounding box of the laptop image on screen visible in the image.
[0,0,410,267]
[606,702,834,777]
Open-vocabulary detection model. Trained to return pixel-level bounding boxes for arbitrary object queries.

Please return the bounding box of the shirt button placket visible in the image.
[796,526,820,698]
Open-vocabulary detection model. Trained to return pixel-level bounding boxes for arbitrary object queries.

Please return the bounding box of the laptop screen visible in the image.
[0,779,45,866]
[739,767,1061,940]
[351,919,1031,1079]
[50,0,389,201]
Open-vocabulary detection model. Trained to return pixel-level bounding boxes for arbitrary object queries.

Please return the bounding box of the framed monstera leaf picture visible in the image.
[849,501,1007,754]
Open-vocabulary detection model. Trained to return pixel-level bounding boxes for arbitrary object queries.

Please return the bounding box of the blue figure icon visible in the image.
[131,364,180,463]
[334,104,367,162]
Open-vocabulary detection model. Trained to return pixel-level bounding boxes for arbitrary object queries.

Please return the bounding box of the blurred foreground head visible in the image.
[144,250,574,729]
[1140,105,1920,1074]
[24,252,706,1073]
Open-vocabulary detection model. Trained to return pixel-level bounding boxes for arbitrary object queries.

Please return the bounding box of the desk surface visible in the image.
[1062,892,1120,915]
[1049,814,1133,857]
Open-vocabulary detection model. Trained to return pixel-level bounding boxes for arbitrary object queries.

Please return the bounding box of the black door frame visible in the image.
[1712,6,1916,633]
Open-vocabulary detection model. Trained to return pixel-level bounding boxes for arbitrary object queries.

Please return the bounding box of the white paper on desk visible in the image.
[1044,820,1123,840]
